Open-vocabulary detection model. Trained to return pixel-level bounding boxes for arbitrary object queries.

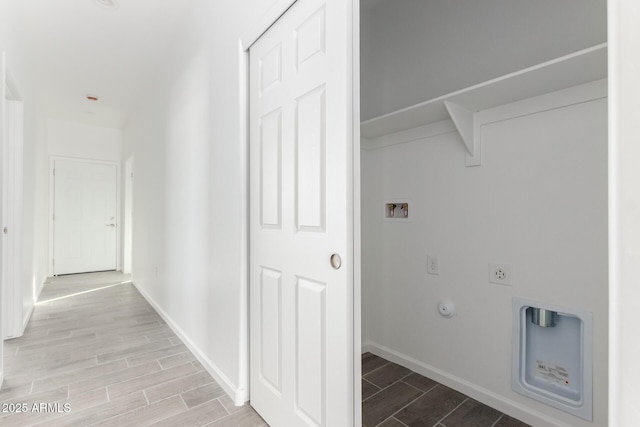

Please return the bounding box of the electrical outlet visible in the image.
[489,263,511,286]
[427,255,440,275]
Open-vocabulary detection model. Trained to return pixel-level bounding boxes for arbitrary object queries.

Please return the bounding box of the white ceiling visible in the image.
[7,0,197,128]
[8,0,607,129]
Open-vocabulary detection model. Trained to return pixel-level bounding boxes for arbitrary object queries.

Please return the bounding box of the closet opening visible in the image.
[359,1,608,426]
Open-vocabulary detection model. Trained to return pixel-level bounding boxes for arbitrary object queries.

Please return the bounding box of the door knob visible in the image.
[106,223,116,227]
[330,253,342,270]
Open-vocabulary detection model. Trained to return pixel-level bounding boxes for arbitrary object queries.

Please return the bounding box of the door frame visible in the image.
[123,155,134,275]
[608,0,640,424]
[2,92,24,339]
[0,50,5,389]
[239,0,361,422]
[48,156,122,276]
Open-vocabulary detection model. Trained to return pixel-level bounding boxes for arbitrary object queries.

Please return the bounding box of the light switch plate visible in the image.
[427,255,440,275]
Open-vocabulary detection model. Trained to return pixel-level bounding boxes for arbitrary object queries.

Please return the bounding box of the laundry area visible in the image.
[358,1,607,426]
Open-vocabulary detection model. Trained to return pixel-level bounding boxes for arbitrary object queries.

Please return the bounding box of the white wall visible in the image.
[360,0,607,121]
[122,0,279,403]
[20,94,47,327]
[0,3,49,337]
[361,90,608,426]
[46,118,123,276]
[47,118,122,161]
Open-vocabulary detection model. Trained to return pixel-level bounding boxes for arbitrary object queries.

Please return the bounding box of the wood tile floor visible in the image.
[361,353,531,427]
[0,272,267,427]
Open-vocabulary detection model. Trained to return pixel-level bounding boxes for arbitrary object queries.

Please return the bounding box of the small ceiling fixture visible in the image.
[86,94,99,102]
[95,0,119,9]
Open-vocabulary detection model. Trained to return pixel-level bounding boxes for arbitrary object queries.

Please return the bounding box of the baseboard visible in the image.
[132,281,247,405]
[361,340,374,354]
[36,277,46,301]
[363,342,571,427]
[21,303,34,335]
[19,275,48,337]
[2,301,33,340]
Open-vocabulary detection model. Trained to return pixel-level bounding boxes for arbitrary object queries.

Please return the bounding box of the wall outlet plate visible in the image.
[489,263,511,286]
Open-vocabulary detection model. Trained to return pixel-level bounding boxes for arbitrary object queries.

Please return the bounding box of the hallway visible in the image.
[0,272,266,427]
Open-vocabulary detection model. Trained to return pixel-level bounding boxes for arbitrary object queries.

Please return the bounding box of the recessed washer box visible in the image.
[512,298,593,421]
[383,199,411,222]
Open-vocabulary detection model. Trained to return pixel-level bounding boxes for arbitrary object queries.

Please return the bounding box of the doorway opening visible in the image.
[359,1,607,426]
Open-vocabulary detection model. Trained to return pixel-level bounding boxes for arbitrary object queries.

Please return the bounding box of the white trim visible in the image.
[4,68,21,101]
[123,155,134,275]
[11,101,23,337]
[608,1,640,425]
[361,120,456,150]
[132,281,247,404]
[2,100,24,339]
[34,277,47,305]
[1,50,5,385]
[364,341,572,427]
[476,79,607,128]
[351,0,362,423]
[240,0,298,50]
[48,159,55,275]
[22,303,34,333]
[237,38,250,405]
[48,156,122,276]
[607,1,621,423]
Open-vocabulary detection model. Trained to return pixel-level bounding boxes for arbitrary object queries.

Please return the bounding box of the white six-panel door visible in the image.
[249,0,355,425]
[53,159,118,275]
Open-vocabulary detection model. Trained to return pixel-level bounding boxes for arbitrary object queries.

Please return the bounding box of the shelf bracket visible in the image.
[444,100,481,166]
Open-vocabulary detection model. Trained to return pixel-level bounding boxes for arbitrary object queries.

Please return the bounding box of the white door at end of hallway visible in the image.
[53,159,118,275]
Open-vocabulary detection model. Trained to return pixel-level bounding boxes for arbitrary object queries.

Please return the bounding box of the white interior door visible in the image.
[53,159,118,275]
[249,0,356,425]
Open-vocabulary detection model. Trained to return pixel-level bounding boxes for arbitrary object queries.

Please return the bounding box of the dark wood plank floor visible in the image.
[361,353,531,427]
